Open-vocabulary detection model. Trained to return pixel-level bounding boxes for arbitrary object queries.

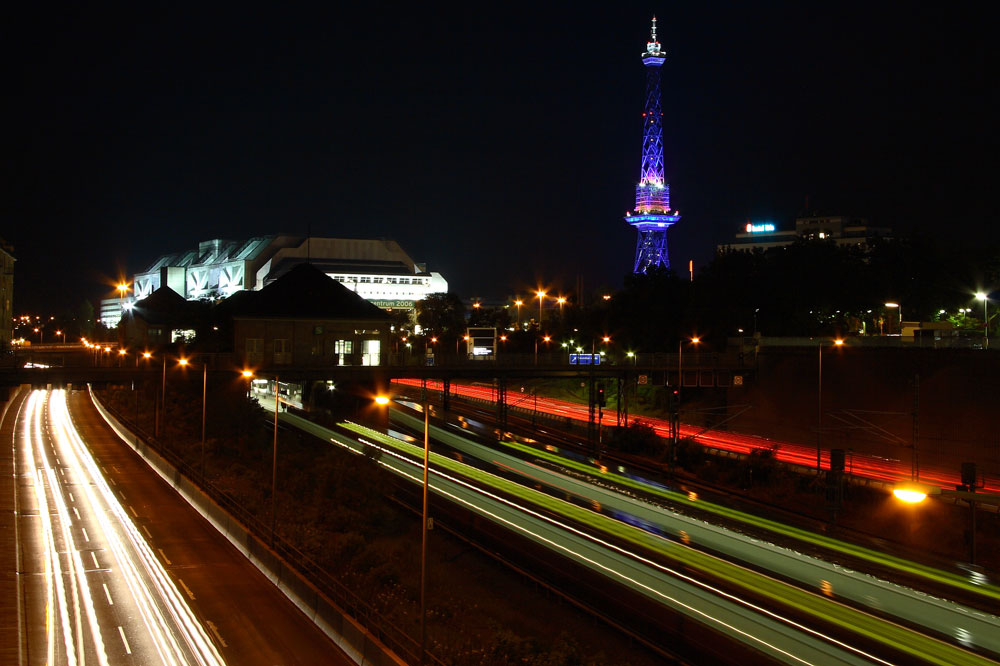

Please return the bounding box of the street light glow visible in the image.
[374,395,390,406]
[834,339,844,346]
[691,337,700,344]
[893,488,927,503]
[976,292,987,301]
[241,370,254,378]
[178,358,189,367]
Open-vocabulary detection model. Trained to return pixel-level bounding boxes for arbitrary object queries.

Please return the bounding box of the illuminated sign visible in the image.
[371,300,415,309]
[569,354,602,366]
[745,223,776,233]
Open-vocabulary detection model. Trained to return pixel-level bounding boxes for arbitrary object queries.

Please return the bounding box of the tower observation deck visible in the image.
[625,17,681,273]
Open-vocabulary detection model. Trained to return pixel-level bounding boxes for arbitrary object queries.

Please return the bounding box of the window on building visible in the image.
[373,277,383,283]
[360,276,371,283]
[274,338,291,364]
[334,339,353,366]
[361,339,381,366]
[399,278,410,284]
[247,338,263,364]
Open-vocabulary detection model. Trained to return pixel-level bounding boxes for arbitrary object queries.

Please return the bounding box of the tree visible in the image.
[415,293,466,338]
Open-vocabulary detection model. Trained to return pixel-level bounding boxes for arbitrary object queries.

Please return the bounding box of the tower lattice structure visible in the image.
[625,17,680,273]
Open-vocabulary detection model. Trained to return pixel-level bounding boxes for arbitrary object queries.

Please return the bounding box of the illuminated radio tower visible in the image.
[625,16,681,273]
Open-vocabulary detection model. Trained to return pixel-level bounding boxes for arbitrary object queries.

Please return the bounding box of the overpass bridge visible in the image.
[1,345,753,434]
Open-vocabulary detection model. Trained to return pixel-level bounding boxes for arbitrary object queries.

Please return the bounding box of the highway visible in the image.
[282,407,997,665]
[392,378,1000,493]
[6,388,354,666]
[387,407,1000,657]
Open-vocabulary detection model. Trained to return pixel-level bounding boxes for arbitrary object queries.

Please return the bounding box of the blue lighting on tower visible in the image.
[625,16,681,274]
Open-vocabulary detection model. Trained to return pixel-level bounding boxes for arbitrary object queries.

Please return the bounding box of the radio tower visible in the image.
[625,16,680,273]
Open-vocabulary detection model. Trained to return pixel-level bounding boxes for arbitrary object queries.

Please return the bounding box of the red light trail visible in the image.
[392,379,998,494]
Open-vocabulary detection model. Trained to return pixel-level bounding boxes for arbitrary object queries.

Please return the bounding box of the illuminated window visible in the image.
[361,339,381,366]
[334,339,353,366]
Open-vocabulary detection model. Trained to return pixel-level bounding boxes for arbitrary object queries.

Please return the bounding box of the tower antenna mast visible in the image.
[625,16,681,273]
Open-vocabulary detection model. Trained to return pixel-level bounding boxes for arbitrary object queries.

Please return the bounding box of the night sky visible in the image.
[4,3,992,315]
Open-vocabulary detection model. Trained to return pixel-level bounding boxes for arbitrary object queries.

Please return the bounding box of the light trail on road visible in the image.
[283,408,996,665]
[392,378,999,493]
[388,407,1000,656]
[16,389,225,666]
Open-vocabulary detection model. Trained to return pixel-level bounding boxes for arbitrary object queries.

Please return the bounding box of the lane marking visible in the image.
[158,548,172,566]
[118,626,131,654]
[128,505,138,518]
[72,507,81,521]
[103,583,113,605]
[81,528,89,542]
[90,552,99,569]
[108,478,116,487]
[178,578,196,600]
[67,492,74,502]
[206,621,228,648]
[141,525,152,539]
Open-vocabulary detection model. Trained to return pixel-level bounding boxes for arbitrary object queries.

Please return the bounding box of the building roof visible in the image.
[224,263,391,321]
[131,286,208,325]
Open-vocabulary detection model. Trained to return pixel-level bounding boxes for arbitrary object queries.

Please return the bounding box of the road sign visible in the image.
[569,354,601,365]
[638,374,648,385]
[733,375,743,386]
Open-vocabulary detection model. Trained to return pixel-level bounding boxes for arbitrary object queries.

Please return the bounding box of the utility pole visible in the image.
[911,373,920,481]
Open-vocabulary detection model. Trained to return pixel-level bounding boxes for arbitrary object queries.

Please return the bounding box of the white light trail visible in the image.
[333,425,886,665]
[20,390,226,666]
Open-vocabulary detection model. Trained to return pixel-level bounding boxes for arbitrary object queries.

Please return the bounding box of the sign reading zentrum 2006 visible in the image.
[372,300,415,309]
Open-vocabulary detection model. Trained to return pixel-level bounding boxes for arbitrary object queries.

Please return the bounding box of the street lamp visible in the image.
[557,296,566,314]
[269,375,287,544]
[535,290,546,327]
[374,394,430,665]
[677,337,700,403]
[884,302,901,335]
[975,292,989,350]
[817,338,845,473]
[514,299,523,327]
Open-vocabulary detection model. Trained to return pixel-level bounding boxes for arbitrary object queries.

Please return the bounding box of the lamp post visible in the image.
[536,290,546,327]
[884,302,901,336]
[975,292,989,350]
[817,338,845,473]
[514,299,523,327]
[557,296,566,315]
[374,393,430,665]
[677,337,700,403]
[534,335,550,366]
[271,375,280,545]
[201,360,208,477]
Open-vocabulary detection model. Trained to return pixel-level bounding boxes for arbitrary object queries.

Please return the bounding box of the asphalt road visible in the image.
[7,388,355,666]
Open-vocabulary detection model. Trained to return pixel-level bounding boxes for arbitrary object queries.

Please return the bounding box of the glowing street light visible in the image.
[817,338,845,473]
[884,302,901,335]
[536,290,546,326]
[975,292,990,350]
[514,299,523,326]
[373,393,430,664]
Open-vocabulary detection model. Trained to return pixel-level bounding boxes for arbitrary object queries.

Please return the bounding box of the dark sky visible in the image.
[4,3,993,314]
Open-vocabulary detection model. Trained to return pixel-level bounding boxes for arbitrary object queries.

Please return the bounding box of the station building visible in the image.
[102,235,447,327]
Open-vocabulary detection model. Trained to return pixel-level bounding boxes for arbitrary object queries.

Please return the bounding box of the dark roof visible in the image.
[223,263,391,321]
[131,286,207,325]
